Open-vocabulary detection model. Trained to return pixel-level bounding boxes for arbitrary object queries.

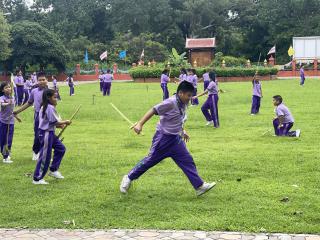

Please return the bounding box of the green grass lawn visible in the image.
[0,79,319,233]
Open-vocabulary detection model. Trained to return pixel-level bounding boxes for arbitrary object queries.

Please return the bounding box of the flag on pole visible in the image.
[100,50,108,61]
[119,50,127,59]
[84,49,89,64]
[288,46,295,57]
[267,45,276,55]
[140,49,145,60]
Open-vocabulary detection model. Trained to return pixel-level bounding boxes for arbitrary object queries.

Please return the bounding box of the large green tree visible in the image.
[0,10,12,61]
[7,21,70,71]
[3,0,320,64]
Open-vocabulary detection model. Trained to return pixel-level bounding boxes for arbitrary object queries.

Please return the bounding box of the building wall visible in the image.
[190,50,213,67]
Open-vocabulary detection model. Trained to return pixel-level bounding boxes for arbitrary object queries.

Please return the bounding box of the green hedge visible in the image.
[129,66,278,78]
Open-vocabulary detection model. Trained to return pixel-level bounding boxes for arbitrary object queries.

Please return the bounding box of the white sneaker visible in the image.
[32,179,49,185]
[49,171,65,179]
[3,157,13,164]
[120,175,132,193]
[296,129,301,137]
[196,182,216,196]
[32,152,39,161]
[206,121,214,126]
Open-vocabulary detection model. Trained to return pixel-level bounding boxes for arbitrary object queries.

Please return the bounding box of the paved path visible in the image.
[0,229,319,240]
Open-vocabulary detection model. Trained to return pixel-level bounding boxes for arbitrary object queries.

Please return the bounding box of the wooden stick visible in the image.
[57,105,82,139]
[110,103,144,135]
[262,128,272,136]
[110,103,134,126]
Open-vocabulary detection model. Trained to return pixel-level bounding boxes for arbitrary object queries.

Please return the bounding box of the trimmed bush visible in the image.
[129,66,278,78]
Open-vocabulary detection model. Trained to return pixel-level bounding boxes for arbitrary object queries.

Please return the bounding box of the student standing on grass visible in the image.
[193,72,220,128]
[23,76,32,105]
[202,69,211,91]
[177,68,187,83]
[67,74,75,96]
[250,76,263,115]
[102,69,113,96]
[300,65,305,86]
[31,72,38,87]
[9,72,18,106]
[186,69,198,106]
[272,95,300,137]
[52,75,61,101]
[98,71,104,92]
[14,72,48,161]
[0,82,16,164]
[14,70,24,106]
[160,69,170,100]
[120,81,216,196]
[33,89,71,185]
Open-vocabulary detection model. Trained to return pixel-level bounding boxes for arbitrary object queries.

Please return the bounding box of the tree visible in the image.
[7,21,69,71]
[0,10,12,61]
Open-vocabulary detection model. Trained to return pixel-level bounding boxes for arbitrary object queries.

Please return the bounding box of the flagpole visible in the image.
[275,44,276,65]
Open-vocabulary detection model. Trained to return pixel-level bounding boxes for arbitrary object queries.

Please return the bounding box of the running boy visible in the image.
[120,81,216,196]
[272,95,300,137]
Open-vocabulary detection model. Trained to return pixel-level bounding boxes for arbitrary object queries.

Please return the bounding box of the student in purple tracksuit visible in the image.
[202,69,211,91]
[98,71,104,92]
[103,69,113,96]
[14,70,24,106]
[14,72,48,161]
[120,81,216,197]
[32,89,71,185]
[272,95,300,137]
[0,82,16,164]
[176,68,187,83]
[193,72,220,128]
[23,76,32,105]
[300,66,305,86]
[52,75,61,101]
[250,77,263,115]
[187,69,199,106]
[9,72,18,106]
[160,69,170,100]
[67,74,75,96]
[31,72,38,87]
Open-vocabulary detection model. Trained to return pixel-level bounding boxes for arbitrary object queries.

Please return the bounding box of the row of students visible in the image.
[98,70,113,96]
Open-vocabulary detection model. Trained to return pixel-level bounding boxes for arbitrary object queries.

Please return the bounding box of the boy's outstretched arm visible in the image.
[132,108,156,134]
[193,89,208,99]
[13,102,32,115]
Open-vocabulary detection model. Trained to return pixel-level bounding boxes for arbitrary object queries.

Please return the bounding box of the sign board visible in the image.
[293,36,320,60]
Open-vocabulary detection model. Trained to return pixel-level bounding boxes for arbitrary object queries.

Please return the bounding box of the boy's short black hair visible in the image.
[37,72,46,78]
[177,81,194,93]
[273,95,283,104]
[162,69,169,74]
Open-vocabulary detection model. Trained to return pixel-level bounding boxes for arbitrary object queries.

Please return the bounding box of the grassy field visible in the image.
[0,79,319,233]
